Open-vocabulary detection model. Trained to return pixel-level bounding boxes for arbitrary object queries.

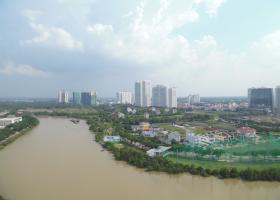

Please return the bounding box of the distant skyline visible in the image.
[1,0,280,98]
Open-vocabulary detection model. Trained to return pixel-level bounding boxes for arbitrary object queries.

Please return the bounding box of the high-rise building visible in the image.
[248,88,273,109]
[81,91,97,106]
[72,92,81,105]
[274,86,280,113]
[116,91,132,104]
[168,87,177,108]
[152,85,168,107]
[188,94,200,104]
[58,90,69,104]
[134,81,142,107]
[134,80,151,107]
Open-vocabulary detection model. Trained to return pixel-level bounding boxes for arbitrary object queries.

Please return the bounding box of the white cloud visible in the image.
[84,0,280,96]
[87,24,113,35]
[203,0,225,16]
[21,10,84,51]
[0,62,49,78]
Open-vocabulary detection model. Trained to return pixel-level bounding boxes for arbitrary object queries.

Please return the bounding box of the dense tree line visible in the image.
[0,114,39,141]
[103,142,280,181]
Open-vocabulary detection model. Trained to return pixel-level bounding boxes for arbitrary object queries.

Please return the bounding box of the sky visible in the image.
[0,0,280,98]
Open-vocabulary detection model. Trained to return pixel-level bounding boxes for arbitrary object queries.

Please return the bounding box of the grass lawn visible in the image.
[114,143,124,150]
[159,124,186,136]
[166,155,280,170]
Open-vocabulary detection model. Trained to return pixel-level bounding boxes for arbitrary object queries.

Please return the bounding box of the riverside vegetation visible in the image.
[30,105,280,181]
[0,114,39,149]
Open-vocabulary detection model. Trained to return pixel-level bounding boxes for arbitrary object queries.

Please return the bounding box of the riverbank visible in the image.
[0,115,39,150]
[33,108,280,181]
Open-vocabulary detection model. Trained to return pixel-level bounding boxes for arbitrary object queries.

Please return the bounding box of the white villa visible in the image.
[0,117,22,129]
[103,136,121,143]
[146,146,171,157]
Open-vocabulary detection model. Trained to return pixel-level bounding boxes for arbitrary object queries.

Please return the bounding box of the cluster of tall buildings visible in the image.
[134,80,177,108]
[58,90,69,104]
[58,90,97,106]
[248,86,280,113]
[188,94,200,104]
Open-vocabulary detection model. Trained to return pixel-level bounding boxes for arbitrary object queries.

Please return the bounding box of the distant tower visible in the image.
[275,86,280,113]
[248,87,273,109]
[168,87,177,108]
[188,94,200,105]
[116,91,132,104]
[58,90,69,104]
[81,91,97,106]
[134,80,151,107]
[152,85,168,107]
[72,92,81,105]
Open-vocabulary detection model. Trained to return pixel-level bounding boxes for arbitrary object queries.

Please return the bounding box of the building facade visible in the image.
[134,80,151,107]
[116,91,132,104]
[81,92,97,106]
[168,87,177,108]
[188,94,200,104]
[275,86,280,113]
[248,88,273,109]
[0,117,22,129]
[58,90,69,104]
[72,92,81,105]
[152,85,168,107]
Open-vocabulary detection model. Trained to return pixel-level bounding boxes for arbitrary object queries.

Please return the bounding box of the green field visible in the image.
[166,155,280,170]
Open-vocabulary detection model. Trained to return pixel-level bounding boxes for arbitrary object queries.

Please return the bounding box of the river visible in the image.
[0,117,279,200]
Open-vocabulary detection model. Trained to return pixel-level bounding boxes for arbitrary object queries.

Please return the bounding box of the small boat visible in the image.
[70,119,80,124]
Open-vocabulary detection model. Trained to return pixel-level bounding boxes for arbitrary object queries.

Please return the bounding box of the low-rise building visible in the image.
[117,112,125,119]
[236,127,257,138]
[144,112,150,119]
[167,132,181,143]
[0,117,22,129]
[186,133,215,145]
[142,131,156,138]
[140,122,150,131]
[103,135,121,143]
[146,146,171,157]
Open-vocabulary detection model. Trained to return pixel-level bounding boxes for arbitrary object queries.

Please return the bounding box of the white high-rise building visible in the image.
[188,94,200,104]
[168,87,177,108]
[152,85,168,107]
[58,90,69,104]
[134,80,151,107]
[116,91,132,104]
[275,86,280,113]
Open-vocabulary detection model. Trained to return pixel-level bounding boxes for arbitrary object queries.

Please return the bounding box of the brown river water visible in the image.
[0,117,279,200]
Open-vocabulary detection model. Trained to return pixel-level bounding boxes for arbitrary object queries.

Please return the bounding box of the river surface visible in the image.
[0,117,280,200]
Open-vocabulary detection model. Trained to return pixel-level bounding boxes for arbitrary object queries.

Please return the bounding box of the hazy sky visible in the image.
[0,0,280,98]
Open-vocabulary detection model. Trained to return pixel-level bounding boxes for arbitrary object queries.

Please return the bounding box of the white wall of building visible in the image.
[168,87,177,108]
[117,91,132,104]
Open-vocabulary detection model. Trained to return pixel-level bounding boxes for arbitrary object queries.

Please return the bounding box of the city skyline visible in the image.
[1,0,280,98]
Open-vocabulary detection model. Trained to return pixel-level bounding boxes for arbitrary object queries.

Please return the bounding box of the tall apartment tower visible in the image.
[275,86,280,113]
[58,90,69,104]
[152,85,168,107]
[248,88,273,109]
[168,87,177,108]
[72,92,81,105]
[81,91,97,106]
[116,91,132,104]
[188,94,200,104]
[134,80,151,107]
